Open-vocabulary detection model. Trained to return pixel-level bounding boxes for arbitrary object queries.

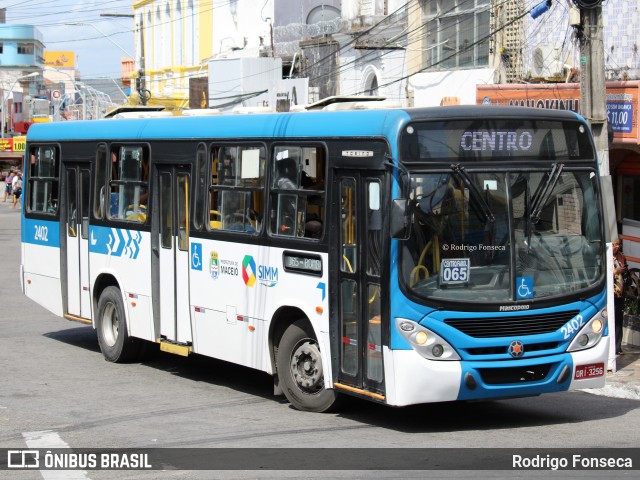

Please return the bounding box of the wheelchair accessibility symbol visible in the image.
[516,276,534,299]
[191,243,203,271]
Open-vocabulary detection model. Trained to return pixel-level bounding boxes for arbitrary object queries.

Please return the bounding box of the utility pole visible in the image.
[576,1,618,370]
[577,4,616,239]
[137,18,149,106]
[99,12,149,105]
[579,5,609,176]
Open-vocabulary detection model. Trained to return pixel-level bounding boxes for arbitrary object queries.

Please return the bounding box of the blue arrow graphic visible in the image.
[317,282,326,301]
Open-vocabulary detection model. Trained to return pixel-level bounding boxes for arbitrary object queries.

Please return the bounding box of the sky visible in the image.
[2,0,135,79]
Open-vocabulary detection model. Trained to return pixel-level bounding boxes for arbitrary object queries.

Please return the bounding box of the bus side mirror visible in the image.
[390,198,411,240]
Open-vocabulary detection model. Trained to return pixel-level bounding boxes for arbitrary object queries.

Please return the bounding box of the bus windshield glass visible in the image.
[399,120,604,305]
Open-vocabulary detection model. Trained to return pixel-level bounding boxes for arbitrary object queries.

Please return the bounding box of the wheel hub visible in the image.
[102,302,118,347]
[290,340,323,392]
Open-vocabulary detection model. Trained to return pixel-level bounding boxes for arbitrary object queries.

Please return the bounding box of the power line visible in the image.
[372,0,541,93]
[308,0,499,91]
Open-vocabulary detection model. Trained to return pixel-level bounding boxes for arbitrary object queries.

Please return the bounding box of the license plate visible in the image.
[574,363,605,380]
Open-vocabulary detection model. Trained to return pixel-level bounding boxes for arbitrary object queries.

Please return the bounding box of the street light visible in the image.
[1,72,39,139]
[65,21,145,105]
[45,67,84,121]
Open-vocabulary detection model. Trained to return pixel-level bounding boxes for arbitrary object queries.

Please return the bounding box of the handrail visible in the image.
[620,233,640,264]
[620,233,640,243]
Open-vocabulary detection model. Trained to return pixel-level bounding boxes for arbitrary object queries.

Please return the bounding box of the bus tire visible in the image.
[277,320,338,412]
[96,286,142,363]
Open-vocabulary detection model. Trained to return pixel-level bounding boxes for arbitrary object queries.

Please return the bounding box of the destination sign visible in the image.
[440,258,470,285]
[283,252,322,276]
[460,131,533,152]
[400,119,595,162]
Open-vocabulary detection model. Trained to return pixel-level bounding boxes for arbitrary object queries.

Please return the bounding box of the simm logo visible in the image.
[242,255,279,287]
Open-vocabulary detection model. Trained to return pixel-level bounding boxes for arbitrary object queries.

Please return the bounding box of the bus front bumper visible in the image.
[383,336,609,406]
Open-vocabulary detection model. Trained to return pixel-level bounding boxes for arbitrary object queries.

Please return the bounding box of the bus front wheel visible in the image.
[277,320,338,412]
[96,286,142,363]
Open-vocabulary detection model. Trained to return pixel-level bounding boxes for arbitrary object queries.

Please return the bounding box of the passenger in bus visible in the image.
[301,170,324,190]
[301,168,324,238]
[274,157,298,234]
[276,157,297,190]
[304,218,322,238]
[109,150,149,221]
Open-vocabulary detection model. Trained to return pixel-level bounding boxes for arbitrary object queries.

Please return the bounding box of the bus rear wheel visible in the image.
[96,286,142,363]
[277,320,338,412]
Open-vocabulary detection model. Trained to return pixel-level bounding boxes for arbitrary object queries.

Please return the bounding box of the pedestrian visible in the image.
[3,171,14,202]
[613,238,628,355]
[11,173,22,209]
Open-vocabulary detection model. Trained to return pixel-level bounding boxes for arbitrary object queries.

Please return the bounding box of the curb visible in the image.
[582,383,640,400]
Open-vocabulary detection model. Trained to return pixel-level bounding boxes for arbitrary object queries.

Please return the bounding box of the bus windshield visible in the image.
[400,167,605,305]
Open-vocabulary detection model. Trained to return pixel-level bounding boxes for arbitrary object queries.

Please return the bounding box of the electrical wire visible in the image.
[371,1,542,93]
[4,0,616,107]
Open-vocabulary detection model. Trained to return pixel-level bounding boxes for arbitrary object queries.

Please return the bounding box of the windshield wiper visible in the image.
[529,163,564,225]
[450,164,495,225]
[525,163,564,251]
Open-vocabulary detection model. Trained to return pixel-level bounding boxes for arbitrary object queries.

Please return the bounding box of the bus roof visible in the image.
[25,105,583,143]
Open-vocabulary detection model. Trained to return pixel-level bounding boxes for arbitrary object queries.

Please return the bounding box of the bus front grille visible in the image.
[465,342,559,356]
[444,310,579,338]
[478,364,552,385]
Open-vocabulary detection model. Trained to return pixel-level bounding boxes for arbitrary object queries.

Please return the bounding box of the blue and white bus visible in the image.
[21,105,608,412]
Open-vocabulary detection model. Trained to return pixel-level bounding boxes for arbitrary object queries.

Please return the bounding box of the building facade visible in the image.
[0,20,44,167]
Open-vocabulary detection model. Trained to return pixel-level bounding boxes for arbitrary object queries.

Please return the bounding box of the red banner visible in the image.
[0,138,13,152]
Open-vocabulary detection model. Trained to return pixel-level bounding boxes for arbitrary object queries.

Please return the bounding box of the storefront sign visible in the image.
[606,93,633,133]
[477,81,640,145]
[13,136,26,152]
[44,51,75,68]
[0,138,13,152]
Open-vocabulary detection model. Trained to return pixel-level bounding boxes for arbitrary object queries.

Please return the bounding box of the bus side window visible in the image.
[208,145,265,234]
[340,177,357,272]
[93,145,108,219]
[302,147,325,238]
[108,146,148,223]
[209,149,221,229]
[193,144,207,231]
[270,145,325,239]
[27,145,60,215]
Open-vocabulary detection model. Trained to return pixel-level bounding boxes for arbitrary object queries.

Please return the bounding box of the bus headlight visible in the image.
[395,318,460,361]
[567,309,606,352]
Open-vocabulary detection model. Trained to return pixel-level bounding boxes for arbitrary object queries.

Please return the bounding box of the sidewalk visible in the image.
[0,192,22,210]
[601,344,640,399]
[0,196,22,219]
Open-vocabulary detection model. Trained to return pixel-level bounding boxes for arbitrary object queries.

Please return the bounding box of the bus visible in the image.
[20,105,608,412]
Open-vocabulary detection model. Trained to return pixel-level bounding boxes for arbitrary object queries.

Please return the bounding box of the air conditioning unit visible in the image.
[532,44,564,78]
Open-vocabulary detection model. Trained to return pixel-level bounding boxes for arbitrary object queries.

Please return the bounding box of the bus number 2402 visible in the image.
[561,314,585,340]
[35,225,49,242]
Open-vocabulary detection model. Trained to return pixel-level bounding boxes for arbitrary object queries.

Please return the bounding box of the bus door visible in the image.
[157,166,193,345]
[334,171,385,396]
[64,163,91,319]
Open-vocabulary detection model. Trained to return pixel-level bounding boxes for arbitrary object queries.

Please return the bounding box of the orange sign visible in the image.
[44,51,75,69]
[477,81,640,145]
